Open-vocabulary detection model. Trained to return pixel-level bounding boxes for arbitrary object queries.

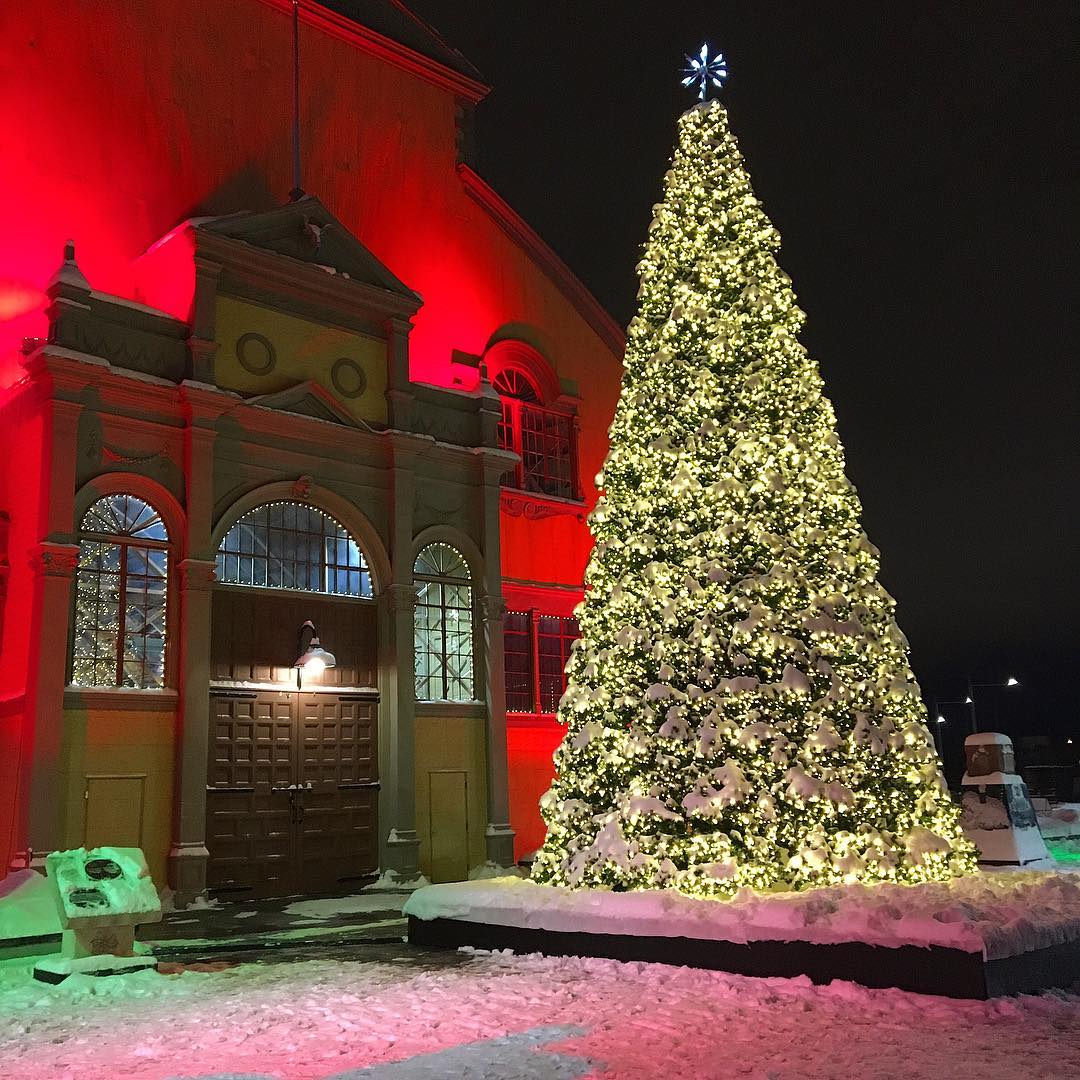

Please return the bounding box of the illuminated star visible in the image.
[682,43,728,100]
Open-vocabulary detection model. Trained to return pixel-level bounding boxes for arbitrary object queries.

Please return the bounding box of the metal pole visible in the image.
[967,675,978,734]
[291,0,303,199]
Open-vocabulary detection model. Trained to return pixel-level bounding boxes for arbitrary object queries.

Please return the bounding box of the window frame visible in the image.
[491,366,581,502]
[70,494,172,691]
[215,500,373,599]
[413,542,476,704]
[504,608,579,715]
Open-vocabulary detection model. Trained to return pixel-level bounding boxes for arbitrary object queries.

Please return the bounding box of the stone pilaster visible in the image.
[167,557,216,906]
[378,581,421,877]
[477,458,515,867]
[23,388,84,864]
[169,385,224,906]
[384,316,415,431]
[24,541,82,860]
[378,446,422,879]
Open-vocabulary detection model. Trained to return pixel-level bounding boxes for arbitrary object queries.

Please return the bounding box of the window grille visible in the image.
[503,609,579,714]
[216,502,371,597]
[71,494,169,689]
[492,370,579,501]
[414,543,474,702]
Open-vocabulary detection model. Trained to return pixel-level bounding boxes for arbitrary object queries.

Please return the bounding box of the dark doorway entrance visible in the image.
[206,587,379,899]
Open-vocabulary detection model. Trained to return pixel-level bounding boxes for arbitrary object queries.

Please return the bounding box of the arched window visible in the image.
[490,356,579,501]
[414,543,474,702]
[492,369,540,404]
[216,502,372,597]
[72,494,170,689]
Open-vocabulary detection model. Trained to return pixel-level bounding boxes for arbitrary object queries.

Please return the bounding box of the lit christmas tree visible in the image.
[532,68,976,897]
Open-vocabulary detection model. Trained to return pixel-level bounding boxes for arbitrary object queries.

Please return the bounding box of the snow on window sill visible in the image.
[64,686,179,712]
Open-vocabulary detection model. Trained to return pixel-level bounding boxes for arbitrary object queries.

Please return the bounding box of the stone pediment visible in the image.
[245,380,368,428]
[199,195,421,306]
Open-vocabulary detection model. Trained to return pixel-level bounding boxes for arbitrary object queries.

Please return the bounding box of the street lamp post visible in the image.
[965,676,1021,734]
[933,698,968,778]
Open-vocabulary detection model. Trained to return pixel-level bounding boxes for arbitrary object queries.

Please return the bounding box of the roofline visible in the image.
[457,164,626,358]
[258,0,490,104]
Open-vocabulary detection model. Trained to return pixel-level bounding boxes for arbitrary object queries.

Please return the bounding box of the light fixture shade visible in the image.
[294,639,337,670]
[1006,677,1020,687]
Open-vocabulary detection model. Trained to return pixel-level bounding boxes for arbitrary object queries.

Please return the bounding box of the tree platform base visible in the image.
[408,914,1080,999]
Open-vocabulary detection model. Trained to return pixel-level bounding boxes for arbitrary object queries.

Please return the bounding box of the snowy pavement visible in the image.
[2,948,1079,1079]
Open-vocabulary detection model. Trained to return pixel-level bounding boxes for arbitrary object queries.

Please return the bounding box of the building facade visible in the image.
[0,0,623,903]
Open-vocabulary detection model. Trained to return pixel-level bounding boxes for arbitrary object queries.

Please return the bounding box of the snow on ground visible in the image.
[0,870,61,939]
[1,948,1079,1079]
[405,871,1080,960]
[282,895,407,922]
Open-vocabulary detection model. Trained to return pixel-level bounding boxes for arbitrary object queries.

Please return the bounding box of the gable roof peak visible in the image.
[196,195,421,305]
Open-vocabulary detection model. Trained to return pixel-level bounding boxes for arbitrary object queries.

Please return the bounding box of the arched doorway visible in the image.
[205,500,380,898]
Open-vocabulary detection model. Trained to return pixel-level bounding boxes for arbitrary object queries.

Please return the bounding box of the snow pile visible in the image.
[1040,804,1080,840]
[405,872,1080,960]
[0,871,61,942]
[1,949,1078,1079]
[282,894,408,922]
[961,792,1011,831]
[362,868,431,893]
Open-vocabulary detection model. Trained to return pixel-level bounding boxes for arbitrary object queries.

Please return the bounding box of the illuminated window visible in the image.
[492,370,579,501]
[71,494,169,689]
[414,543,474,702]
[216,502,371,597]
[504,610,579,713]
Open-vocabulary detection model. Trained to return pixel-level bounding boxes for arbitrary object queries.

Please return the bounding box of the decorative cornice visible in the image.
[506,712,563,729]
[178,559,218,592]
[479,595,507,623]
[193,228,421,326]
[500,489,587,523]
[64,687,179,713]
[385,582,419,613]
[32,542,81,579]
[458,164,626,357]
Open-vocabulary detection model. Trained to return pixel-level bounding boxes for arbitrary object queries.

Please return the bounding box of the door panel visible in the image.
[206,689,379,898]
[295,693,380,892]
[206,691,296,897]
[428,770,469,883]
[84,775,145,849]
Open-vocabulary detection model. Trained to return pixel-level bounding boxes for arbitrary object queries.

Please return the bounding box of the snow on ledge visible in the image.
[403,872,1080,961]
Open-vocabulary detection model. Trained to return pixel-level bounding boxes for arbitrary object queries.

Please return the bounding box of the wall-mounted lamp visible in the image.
[294,619,336,688]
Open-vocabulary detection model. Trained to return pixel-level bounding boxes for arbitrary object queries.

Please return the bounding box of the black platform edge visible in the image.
[408,916,1080,999]
[0,932,62,960]
[32,957,157,984]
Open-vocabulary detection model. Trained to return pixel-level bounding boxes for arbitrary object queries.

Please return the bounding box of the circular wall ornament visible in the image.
[84,858,123,881]
[68,887,108,909]
[331,357,367,399]
[236,332,276,375]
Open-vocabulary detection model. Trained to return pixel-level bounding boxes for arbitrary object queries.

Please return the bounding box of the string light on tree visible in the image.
[531,51,976,898]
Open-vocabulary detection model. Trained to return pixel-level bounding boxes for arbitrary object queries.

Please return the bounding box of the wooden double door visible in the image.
[206,587,380,898]
[206,688,379,898]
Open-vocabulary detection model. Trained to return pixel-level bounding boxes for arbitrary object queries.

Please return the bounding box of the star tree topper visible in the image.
[682,43,728,100]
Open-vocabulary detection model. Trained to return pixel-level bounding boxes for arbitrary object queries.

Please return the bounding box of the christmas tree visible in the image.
[532,94,976,897]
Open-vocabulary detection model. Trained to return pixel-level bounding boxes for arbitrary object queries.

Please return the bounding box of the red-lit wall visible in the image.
[0,0,622,874]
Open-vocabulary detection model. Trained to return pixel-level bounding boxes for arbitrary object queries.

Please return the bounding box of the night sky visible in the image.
[411,2,1076,772]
